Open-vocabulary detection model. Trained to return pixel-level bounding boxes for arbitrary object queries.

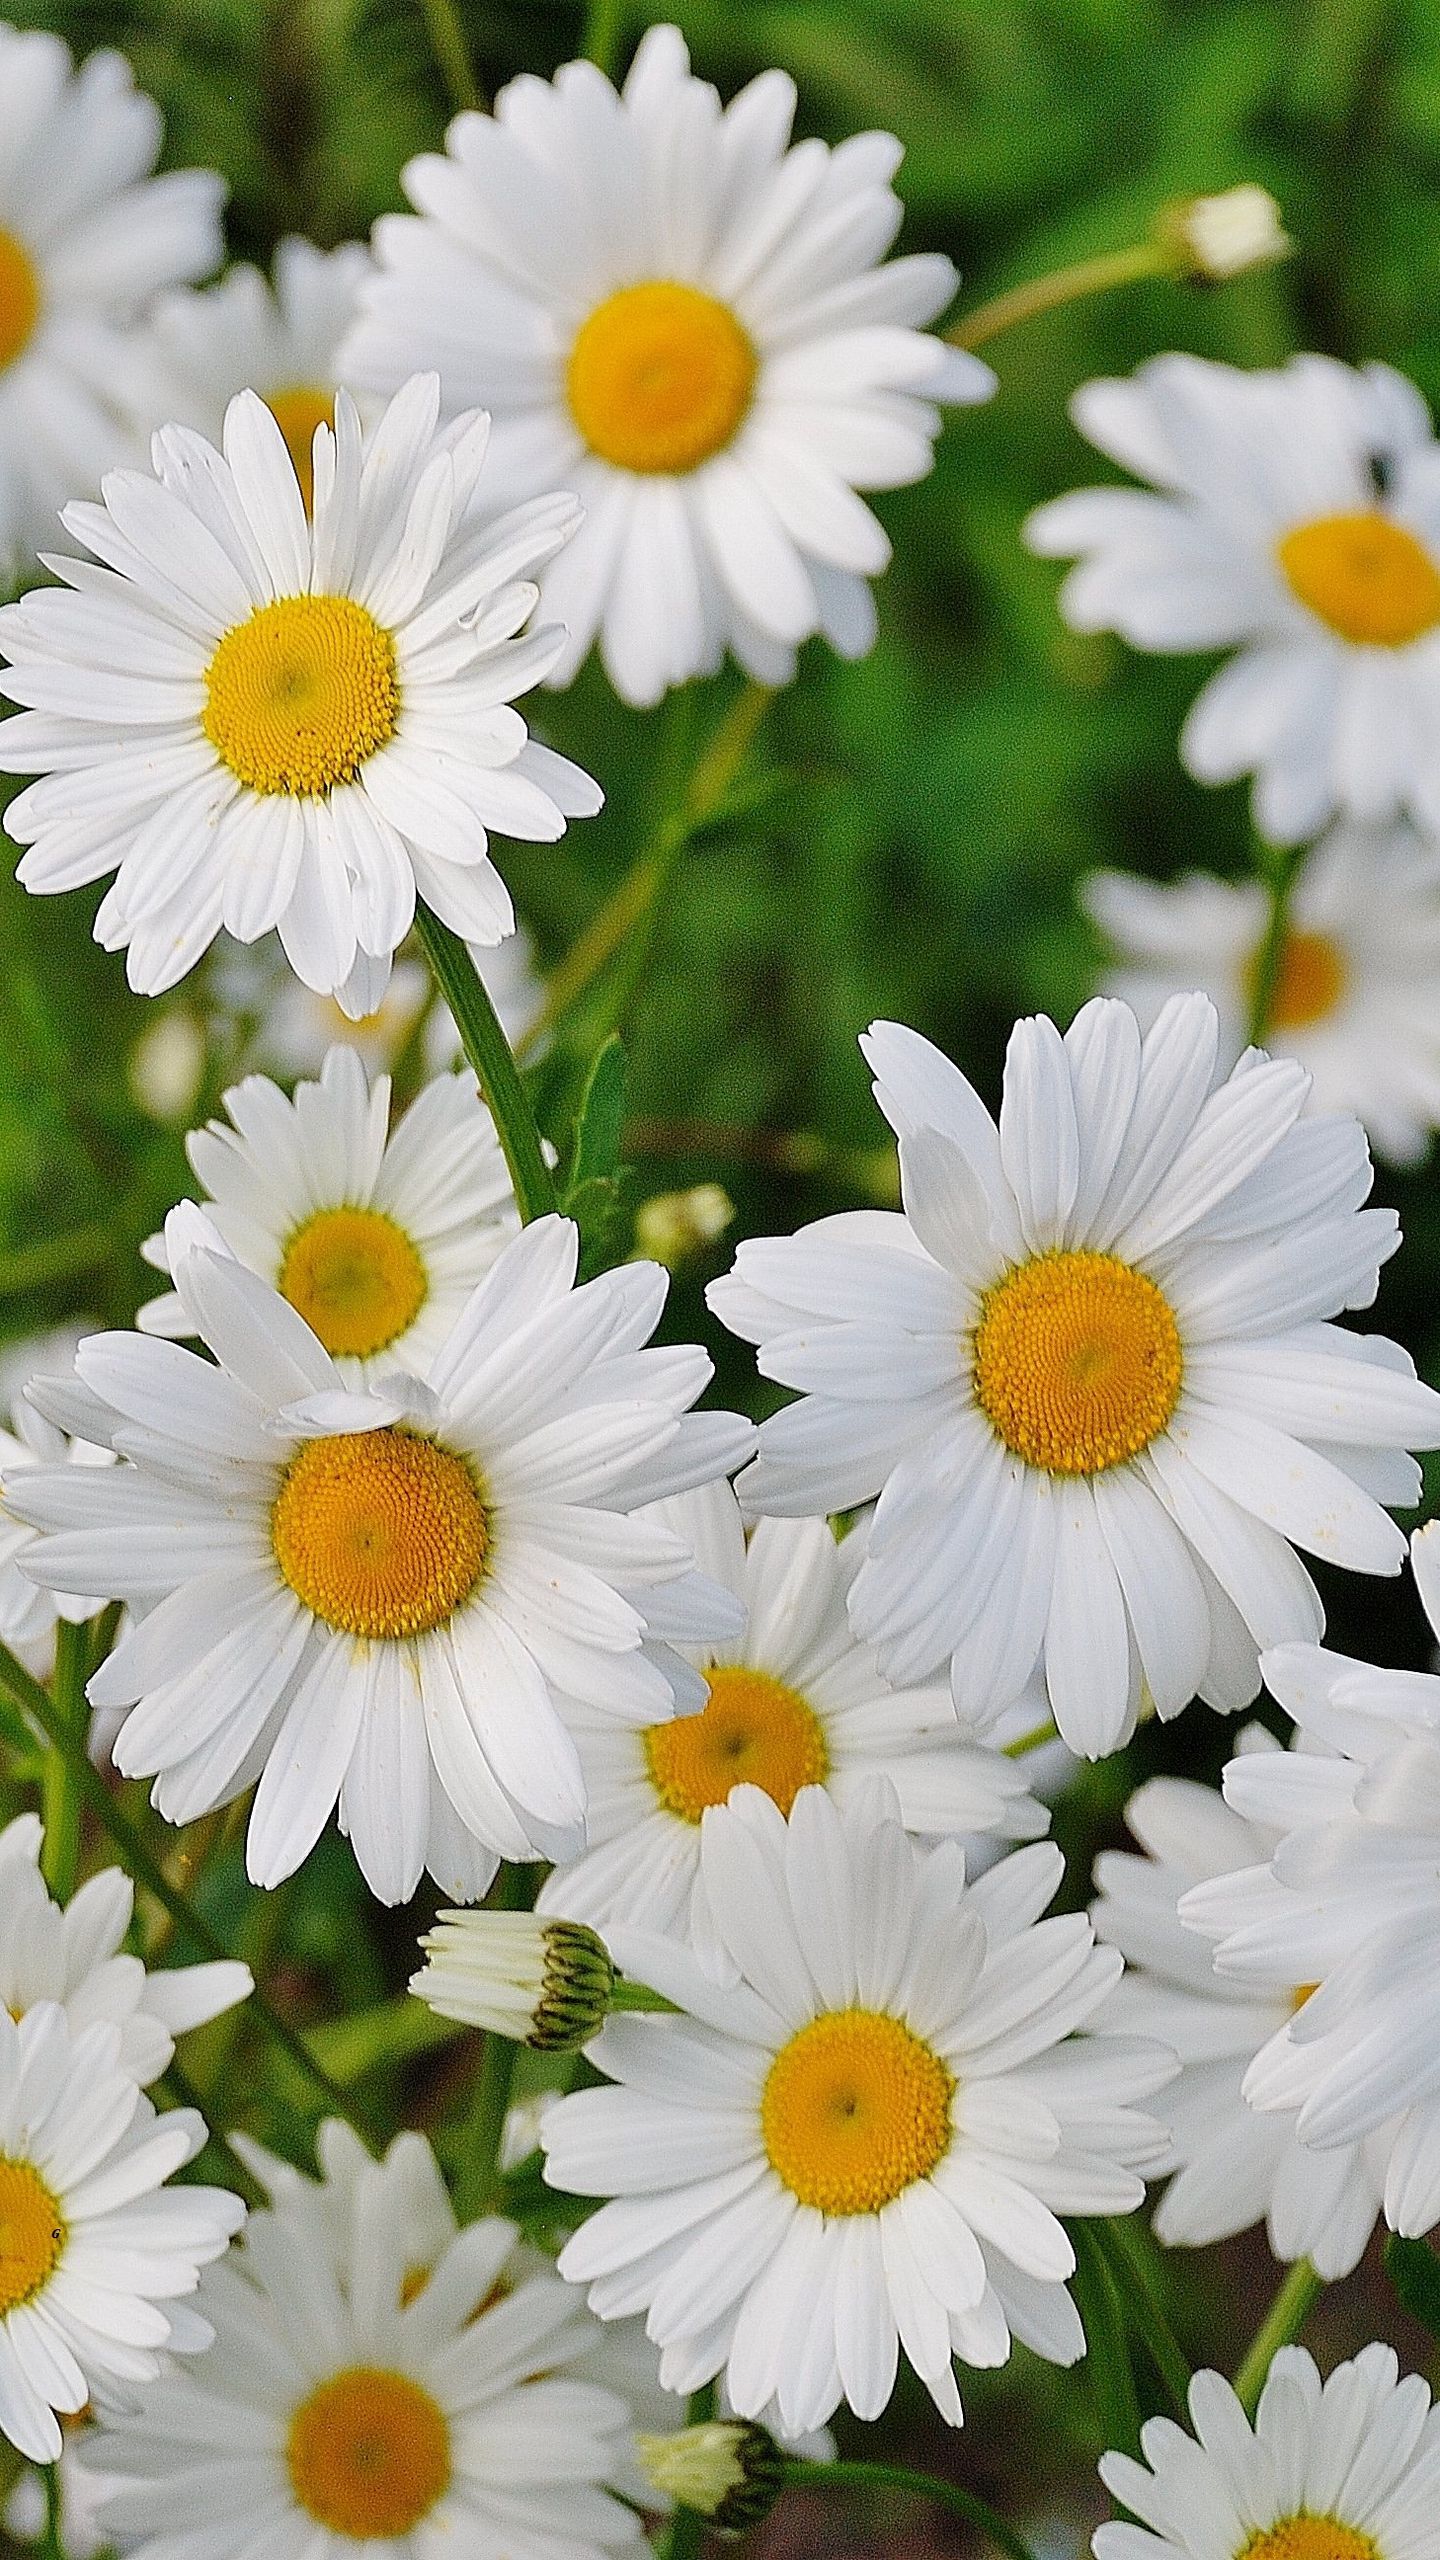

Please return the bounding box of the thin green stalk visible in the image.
[1234,2259,1323,2415]
[413,903,558,1223]
[39,1617,89,1901]
[660,2384,717,2560]
[783,2460,1040,2560]
[455,1864,540,2219]
[39,2459,65,2560]
[951,242,1170,350]
[610,1978,682,2015]
[1095,2214,1193,2416]
[1004,1715,1059,1758]
[161,2060,267,2205]
[418,0,479,111]
[1246,842,1306,1047]
[582,0,628,75]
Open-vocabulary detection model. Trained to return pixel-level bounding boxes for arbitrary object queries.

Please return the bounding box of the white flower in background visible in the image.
[5,2435,121,2560]
[1095,2347,1440,2560]
[1086,821,1440,1166]
[538,1478,1046,1945]
[0,2001,242,2461]
[138,1046,523,1379]
[0,373,600,1007]
[206,914,545,1080]
[1027,353,1440,843]
[10,1210,752,1905]
[1091,1738,1388,2278]
[342,23,992,706]
[1162,184,1291,282]
[709,997,1440,1758]
[0,1327,114,1678]
[543,1780,1170,2436]
[0,24,223,583]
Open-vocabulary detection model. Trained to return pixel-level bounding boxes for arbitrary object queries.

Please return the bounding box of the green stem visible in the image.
[783,2460,1040,2560]
[582,0,628,75]
[39,1617,90,1901]
[951,241,1170,351]
[418,0,479,111]
[610,1978,682,2015]
[1094,2215,1192,2417]
[413,903,558,1225]
[661,2384,717,2560]
[1246,842,1305,1048]
[1233,2259,1323,2416]
[39,2459,65,2560]
[456,1864,539,2219]
[1004,1715,1059,1759]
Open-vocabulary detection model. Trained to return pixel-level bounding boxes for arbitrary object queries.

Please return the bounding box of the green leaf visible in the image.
[1386,2233,1440,2337]
[566,1034,628,1196]
[1071,2220,1143,2456]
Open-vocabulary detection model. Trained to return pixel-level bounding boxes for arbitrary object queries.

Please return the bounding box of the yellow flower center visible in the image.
[1246,926,1349,1031]
[1291,1982,1319,2012]
[278,1206,428,1360]
[271,1427,488,1639]
[972,1248,1184,1476]
[0,229,40,373]
[267,384,335,515]
[1242,2519,1377,2560]
[761,2009,954,2216]
[1277,509,1440,646]
[203,594,400,797]
[286,2366,452,2539]
[644,1665,830,1824]
[0,2159,66,2314]
[567,280,758,475]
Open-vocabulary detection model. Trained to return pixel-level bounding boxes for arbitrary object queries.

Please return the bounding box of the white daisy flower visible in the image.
[0,24,223,583]
[542,1779,1171,2437]
[537,1478,1046,1945]
[5,2432,120,2560]
[341,23,992,706]
[0,372,601,1007]
[708,996,1440,1758]
[1026,353,1440,843]
[1086,821,1440,1166]
[7,1208,753,1905]
[137,1045,523,1379]
[0,1328,113,1678]
[1095,2346,1440,2560]
[206,913,545,1080]
[0,2000,243,2463]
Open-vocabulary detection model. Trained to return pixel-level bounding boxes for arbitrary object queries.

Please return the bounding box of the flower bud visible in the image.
[636,2421,787,2535]
[411,1910,614,2052]
[635,1183,735,1269]
[128,1009,207,1122]
[1158,184,1291,282]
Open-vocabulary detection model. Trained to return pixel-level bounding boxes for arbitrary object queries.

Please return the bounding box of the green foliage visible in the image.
[1385,2233,1440,2339]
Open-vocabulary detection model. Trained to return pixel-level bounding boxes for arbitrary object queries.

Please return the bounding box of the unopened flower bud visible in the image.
[128,1009,207,1122]
[635,1183,735,1269]
[411,1910,614,2051]
[1158,184,1291,282]
[636,2421,786,2535]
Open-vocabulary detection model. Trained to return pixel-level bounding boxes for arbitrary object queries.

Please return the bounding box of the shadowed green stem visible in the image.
[455,1863,540,2219]
[951,242,1169,349]
[413,903,558,1222]
[39,1617,89,1901]
[1234,2259,1323,2414]
[418,0,479,110]
[784,2459,1041,2560]
[1246,843,1306,1047]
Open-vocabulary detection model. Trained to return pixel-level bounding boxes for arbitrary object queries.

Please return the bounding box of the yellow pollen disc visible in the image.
[1291,1981,1320,2012]
[1246,926,1349,1032]
[271,1427,487,1640]
[0,230,40,372]
[761,2008,954,2216]
[286,2366,451,2538]
[1241,2519,1376,2560]
[567,280,758,475]
[0,2158,66,2314]
[644,1664,830,1824]
[267,384,335,514]
[278,1206,428,1360]
[1277,509,1440,646]
[203,593,400,797]
[972,1248,1183,1477]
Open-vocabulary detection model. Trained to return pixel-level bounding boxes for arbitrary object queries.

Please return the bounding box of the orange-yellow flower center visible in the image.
[0,2158,66,2314]
[271,1427,488,1639]
[0,229,41,373]
[762,2009,954,2215]
[1277,510,1440,647]
[278,1206,428,1360]
[1291,1982,1319,2013]
[1241,2519,1376,2560]
[1246,926,1349,1031]
[267,384,335,514]
[286,2366,451,2538]
[972,1247,1184,1476]
[203,593,400,797]
[567,280,758,475]
[644,1665,829,1823]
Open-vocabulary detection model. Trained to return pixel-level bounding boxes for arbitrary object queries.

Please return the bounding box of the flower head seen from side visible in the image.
[0,25,223,583]
[537,1478,1047,1945]
[1095,2346,1440,2560]
[341,23,992,707]
[0,373,601,1010]
[709,996,1440,1758]
[1086,820,1440,1167]
[542,1779,1171,2437]
[8,1209,753,1905]
[1027,354,1440,843]
[138,1045,523,1379]
[0,1328,113,1678]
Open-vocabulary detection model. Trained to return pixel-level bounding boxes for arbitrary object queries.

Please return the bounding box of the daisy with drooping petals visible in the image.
[0,1327,114,1678]
[138,1045,522,1378]
[1095,2346,1440,2560]
[341,23,991,706]
[709,996,1440,1757]
[1027,354,1440,842]
[0,23,223,582]
[543,1780,1171,2436]
[538,1478,1046,1944]
[0,373,600,1009]
[1086,820,1440,1166]
[8,1207,752,1905]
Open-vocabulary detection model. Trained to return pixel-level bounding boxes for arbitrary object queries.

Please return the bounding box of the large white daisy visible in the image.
[0,373,601,1007]
[0,1328,113,1677]
[1027,353,1440,843]
[543,1779,1170,2437]
[708,996,1440,1757]
[7,1207,752,1904]
[341,23,991,706]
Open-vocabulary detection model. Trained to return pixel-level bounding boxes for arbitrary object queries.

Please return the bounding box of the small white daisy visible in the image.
[0,24,223,582]
[1096,2346,1440,2560]
[341,23,991,706]
[538,1478,1046,1944]
[1086,820,1440,1166]
[0,2000,243,2462]
[138,1045,522,1379]
[543,1779,1171,2437]
[0,1328,113,1677]
[709,996,1440,1757]
[1027,353,1440,843]
[0,373,601,1007]
[8,1208,752,1905]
